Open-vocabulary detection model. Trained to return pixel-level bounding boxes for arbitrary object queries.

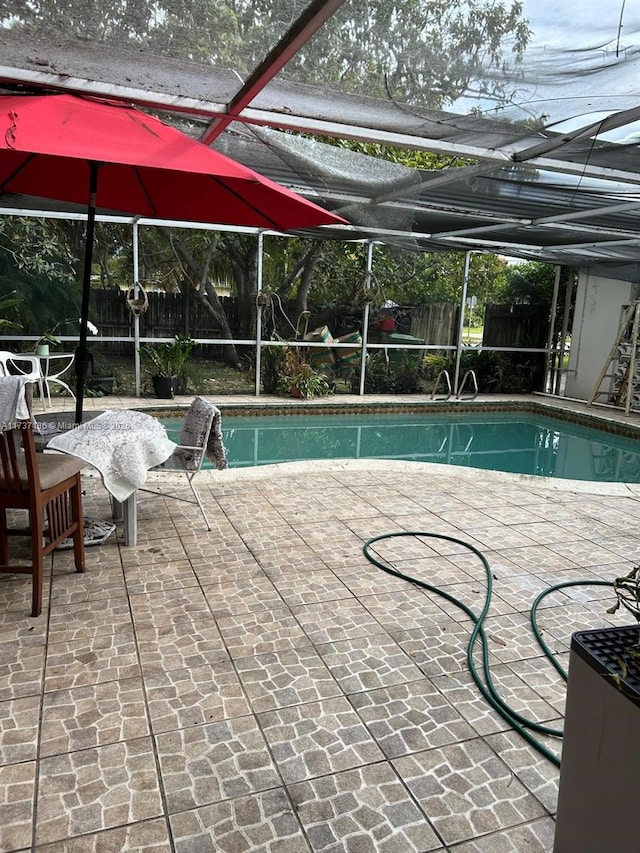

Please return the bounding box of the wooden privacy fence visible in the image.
[410,302,460,348]
[482,303,551,392]
[85,292,552,363]
[482,304,550,348]
[91,289,240,353]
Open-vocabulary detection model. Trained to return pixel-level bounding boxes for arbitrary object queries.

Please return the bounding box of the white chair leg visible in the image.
[187,474,211,531]
[36,379,47,411]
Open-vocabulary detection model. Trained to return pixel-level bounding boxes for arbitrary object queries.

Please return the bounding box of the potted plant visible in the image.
[275,346,332,399]
[260,343,286,394]
[36,318,99,358]
[140,335,194,399]
[35,331,60,357]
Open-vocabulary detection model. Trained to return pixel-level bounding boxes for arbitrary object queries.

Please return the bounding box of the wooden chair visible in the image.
[0,386,86,616]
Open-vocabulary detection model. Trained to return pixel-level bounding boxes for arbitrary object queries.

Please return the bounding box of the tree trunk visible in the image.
[277,242,322,308]
[157,226,240,368]
[225,238,259,338]
[295,253,319,316]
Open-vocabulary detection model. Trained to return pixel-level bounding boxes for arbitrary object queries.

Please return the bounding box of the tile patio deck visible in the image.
[2,394,639,852]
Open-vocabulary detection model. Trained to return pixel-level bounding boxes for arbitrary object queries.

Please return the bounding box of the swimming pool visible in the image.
[163,408,640,483]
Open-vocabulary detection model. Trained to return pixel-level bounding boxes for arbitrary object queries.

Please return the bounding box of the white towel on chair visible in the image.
[0,376,31,426]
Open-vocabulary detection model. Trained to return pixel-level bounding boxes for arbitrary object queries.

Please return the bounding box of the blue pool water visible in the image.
[168,410,640,483]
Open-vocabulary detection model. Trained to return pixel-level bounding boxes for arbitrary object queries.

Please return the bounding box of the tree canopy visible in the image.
[499,261,561,304]
[6,1,530,107]
[0,219,81,335]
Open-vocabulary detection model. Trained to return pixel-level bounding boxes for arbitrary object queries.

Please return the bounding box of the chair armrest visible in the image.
[152,442,205,474]
[9,355,42,380]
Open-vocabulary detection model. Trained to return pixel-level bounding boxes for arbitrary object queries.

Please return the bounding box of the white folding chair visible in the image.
[139,397,218,530]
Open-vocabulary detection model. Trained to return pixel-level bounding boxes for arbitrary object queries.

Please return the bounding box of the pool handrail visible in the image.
[431,370,452,401]
[457,369,479,401]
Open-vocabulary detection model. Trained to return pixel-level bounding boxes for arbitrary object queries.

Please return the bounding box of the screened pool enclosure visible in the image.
[0,1,639,398]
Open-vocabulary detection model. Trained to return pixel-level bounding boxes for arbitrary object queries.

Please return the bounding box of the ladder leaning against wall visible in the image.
[588,301,640,414]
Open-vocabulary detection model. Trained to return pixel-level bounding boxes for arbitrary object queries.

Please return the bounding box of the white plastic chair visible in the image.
[0,351,46,409]
[139,397,217,530]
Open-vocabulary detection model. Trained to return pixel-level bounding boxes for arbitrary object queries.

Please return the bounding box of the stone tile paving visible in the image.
[169,788,312,853]
[316,633,424,694]
[135,619,230,676]
[348,680,476,758]
[0,695,40,766]
[2,434,640,851]
[202,575,285,618]
[264,567,352,606]
[0,759,35,851]
[217,606,312,659]
[395,621,473,678]
[289,763,443,852]
[234,648,342,713]
[257,696,384,784]
[429,670,514,738]
[358,589,452,635]
[145,661,251,734]
[122,559,199,595]
[293,598,384,644]
[35,737,163,845]
[155,716,281,812]
[40,678,149,757]
[393,739,547,846]
[43,630,141,692]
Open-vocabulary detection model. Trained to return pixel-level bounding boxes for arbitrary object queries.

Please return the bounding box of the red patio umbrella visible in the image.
[0,92,345,419]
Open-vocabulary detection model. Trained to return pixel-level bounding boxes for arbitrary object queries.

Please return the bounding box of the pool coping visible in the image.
[195,456,640,499]
[141,395,640,441]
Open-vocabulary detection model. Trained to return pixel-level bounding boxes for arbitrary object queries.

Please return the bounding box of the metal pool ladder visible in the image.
[431,370,452,401]
[430,369,478,401]
[457,369,478,400]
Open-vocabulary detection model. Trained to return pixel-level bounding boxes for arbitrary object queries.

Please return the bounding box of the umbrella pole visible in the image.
[74,162,99,423]
[133,221,141,398]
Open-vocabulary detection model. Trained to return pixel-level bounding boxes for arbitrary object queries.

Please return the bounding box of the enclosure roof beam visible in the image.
[3,64,640,189]
[533,200,640,225]
[199,0,346,145]
[511,105,640,162]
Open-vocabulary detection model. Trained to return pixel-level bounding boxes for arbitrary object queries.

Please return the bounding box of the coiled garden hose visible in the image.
[363,531,615,769]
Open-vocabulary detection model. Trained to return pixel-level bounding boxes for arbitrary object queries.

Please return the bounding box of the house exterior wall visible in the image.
[565,270,635,402]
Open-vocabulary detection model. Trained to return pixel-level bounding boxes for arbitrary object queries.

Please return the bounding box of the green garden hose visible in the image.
[530,579,614,682]
[363,531,615,769]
